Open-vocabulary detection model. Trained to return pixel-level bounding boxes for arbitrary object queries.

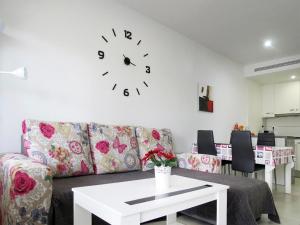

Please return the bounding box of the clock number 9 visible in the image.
[98,50,105,59]
[124,30,132,40]
[123,89,129,97]
[146,66,151,74]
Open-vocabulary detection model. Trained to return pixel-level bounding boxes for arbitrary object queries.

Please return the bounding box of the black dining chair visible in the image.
[231,131,265,177]
[197,130,217,155]
[257,132,277,185]
[197,130,231,174]
[257,133,275,146]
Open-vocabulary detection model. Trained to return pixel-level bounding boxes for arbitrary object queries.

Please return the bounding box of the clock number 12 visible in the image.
[123,89,129,96]
[124,30,132,40]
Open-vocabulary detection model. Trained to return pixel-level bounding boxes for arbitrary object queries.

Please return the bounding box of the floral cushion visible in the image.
[177,153,221,174]
[22,119,94,177]
[88,123,140,174]
[0,153,53,225]
[136,127,174,171]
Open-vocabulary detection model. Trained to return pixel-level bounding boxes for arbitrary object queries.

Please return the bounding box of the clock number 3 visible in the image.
[146,66,151,74]
[124,30,132,40]
[98,50,105,59]
[123,89,129,97]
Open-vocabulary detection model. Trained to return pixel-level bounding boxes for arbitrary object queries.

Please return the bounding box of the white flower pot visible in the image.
[154,166,171,192]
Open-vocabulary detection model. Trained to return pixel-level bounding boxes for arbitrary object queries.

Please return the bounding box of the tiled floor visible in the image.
[146,178,300,225]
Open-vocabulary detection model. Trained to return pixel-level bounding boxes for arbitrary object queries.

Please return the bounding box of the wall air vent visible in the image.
[254,59,300,72]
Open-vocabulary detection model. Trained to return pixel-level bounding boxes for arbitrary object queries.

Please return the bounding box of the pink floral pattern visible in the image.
[130,137,138,149]
[69,141,83,154]
[95,141,110,154]
[0,153,52,225]
[152,130,160,140]
[136,127,174,171]
[177,153,221,174]
[22,119,94,177]
[10,171,36,199]
[39,122,55,139]
[89,123,140,174]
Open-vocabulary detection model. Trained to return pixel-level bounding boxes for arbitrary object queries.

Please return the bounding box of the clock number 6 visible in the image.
[146,66,151,74]
[124,30,132,40]
[123,89,129,97]
[98,50,105,59]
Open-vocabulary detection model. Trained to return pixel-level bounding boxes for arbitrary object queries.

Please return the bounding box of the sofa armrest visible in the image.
[0,153,53,225]
[176,153,222,174]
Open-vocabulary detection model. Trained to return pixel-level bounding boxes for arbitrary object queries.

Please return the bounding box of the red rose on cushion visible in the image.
[95,141,110,154]
[39,123,55,139]
[11,171,36,199]
[22,120,27,134]
[152,130,160,140]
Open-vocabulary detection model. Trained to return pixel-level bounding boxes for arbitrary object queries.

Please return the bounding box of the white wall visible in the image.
[0,0,250,153]
[247,80,262,134]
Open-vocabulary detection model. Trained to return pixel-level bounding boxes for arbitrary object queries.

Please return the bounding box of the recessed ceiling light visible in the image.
[264,39,273,48]
[291,75,296,79]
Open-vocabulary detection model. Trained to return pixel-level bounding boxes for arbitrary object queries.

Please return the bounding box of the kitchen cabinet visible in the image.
[262,84,275,117]
[274,81,300,114]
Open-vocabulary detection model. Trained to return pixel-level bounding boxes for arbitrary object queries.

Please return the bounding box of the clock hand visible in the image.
[123,54,136,66]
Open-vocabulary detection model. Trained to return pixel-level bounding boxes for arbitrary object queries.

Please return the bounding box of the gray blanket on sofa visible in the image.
[48,168,280,225]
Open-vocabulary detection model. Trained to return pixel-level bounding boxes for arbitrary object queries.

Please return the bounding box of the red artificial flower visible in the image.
[11,171,36,199]
[158,151,176,160]
[142,148,162,164]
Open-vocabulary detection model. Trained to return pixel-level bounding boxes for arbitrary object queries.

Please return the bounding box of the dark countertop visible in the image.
[275,136,300,139]
[252,136,300,139]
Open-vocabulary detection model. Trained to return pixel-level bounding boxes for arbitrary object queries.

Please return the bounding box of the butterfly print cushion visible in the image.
[88,123,140,174]
[135,127,174,171]
[22,119,94,177]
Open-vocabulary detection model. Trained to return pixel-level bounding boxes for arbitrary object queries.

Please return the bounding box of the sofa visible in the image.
[0,119,280,225]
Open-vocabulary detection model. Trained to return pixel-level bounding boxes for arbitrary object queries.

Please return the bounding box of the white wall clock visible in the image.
[98,28,151,97]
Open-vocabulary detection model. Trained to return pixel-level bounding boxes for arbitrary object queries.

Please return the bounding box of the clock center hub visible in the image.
[124,57,131,66]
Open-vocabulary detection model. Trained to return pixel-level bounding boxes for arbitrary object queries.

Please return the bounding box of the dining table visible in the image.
[215,143,295,193]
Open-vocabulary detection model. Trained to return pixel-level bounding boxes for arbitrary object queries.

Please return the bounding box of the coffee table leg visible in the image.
[166,213,184,225]
[74,202,91,225]
[216,190,227,225]
[114,214,140,225]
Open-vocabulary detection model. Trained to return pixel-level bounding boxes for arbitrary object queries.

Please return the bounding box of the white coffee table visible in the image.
[72,175,229,225]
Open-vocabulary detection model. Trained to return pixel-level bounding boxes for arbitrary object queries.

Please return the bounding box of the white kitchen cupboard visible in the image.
[274,81,300,114]
[262,84,275,117]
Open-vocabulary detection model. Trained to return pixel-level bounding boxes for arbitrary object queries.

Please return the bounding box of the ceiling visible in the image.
[116,0,300,65]
[249,68,300,84]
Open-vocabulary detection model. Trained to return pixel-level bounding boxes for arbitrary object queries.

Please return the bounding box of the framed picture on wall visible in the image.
[198,84,214,113]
